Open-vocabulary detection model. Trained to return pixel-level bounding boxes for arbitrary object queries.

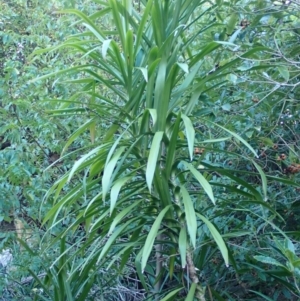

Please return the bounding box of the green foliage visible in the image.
[1,0,299,300]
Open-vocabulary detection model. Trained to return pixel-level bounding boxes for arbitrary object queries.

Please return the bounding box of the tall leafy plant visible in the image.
[36,0,271,299]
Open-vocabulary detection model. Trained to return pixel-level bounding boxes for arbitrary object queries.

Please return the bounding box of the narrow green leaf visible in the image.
[196,213,229,267]
[181,186,197,248]
[160,288,183,301]
[106,242,137,271]
[154,170,173,208]
[134,0,153,57]
[166,112,181,178]
[141,205,171,272]
[98,220,131,263]
[249,290,276,301]
[171,62,202,110]
[190,42,220,67]
[252,160,268,201]
[135,249,149,291]
[200,137,230,143]
[185,86,202,115]
[151,2,163,46]
[62,118,95,155]
[146,131,164,192]
[229,27,243,44]
[110,176,132,214]
[67,145,103,182]
[208,121,258,158]
[179,227,187,268]
[109,0,126,50]
[181,114,195,161]
[185,283,197,301]
[28,269,50,295]
[102,146,125,201]
[109,200,142,234]
[184,162,215,205]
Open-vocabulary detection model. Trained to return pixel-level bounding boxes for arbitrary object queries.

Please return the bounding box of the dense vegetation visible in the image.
[0,0,299,300]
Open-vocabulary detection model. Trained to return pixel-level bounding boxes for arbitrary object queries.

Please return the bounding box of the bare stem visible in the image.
[186,249,206,301]
[154,234,162,299]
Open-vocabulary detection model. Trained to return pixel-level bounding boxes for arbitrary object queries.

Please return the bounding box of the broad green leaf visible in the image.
[177,62,189,73]
[179,227,187,268]
[196,213,229,267]
[278,66,289,81]
[221,103,231,111]
[226,13,238,34]
[254,256,286,268]
[102,39,112,59]
[125,29,134,70]
[135,67,148,82]
[148,108,157,126]
[146,131,164,192]
[154,58,168,131]
[284,237,295,253]
[292,260,300,268]
[181,186,197,248]
[141,205,171,272]
[181,114,195,161]
[183,162,215,205]
[229,27,243,44]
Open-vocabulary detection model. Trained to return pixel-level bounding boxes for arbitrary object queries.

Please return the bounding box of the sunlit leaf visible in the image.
[181,114,195,161]
[146,131,164,192]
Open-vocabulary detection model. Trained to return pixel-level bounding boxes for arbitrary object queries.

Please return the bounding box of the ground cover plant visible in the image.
[0,0,299,300]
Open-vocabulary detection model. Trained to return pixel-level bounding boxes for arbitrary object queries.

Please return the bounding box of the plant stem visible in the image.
[186,249,206,301]
[154,233,163,299]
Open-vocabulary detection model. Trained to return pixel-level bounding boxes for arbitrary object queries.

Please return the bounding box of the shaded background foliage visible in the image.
[0,0,299,300]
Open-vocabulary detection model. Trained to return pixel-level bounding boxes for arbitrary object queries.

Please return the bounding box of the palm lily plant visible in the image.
[32,0,276,300]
